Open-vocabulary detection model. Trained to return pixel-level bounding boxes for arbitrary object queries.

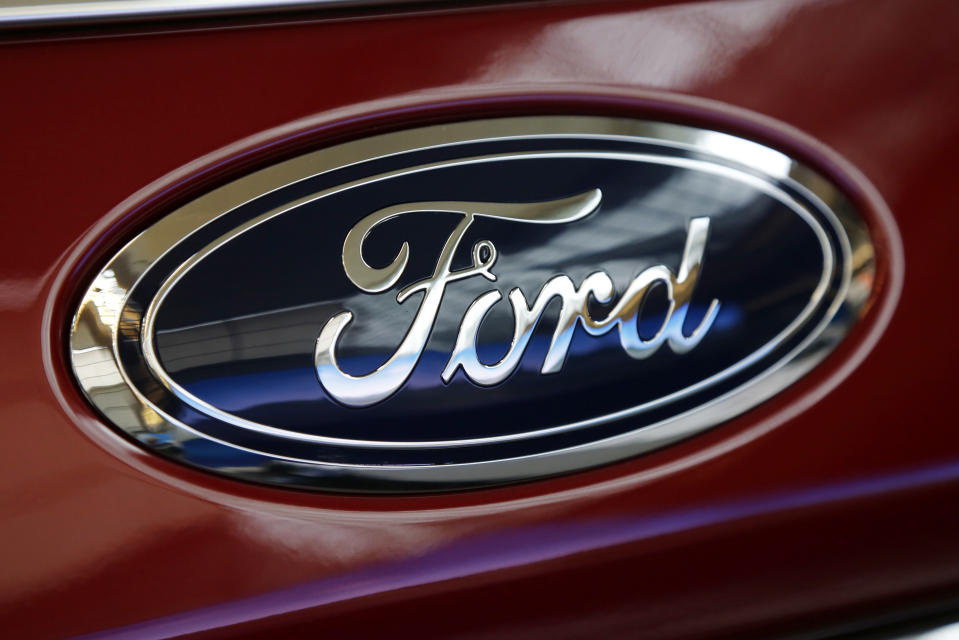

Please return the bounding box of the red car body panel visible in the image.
[1,0,957,637]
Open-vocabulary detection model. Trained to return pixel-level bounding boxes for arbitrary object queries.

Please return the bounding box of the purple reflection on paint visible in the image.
[78,459,959,639]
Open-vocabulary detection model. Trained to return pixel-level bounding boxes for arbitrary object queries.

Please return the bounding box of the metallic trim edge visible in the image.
[0,0,451,28]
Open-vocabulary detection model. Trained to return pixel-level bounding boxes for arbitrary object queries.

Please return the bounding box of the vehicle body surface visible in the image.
[1,0,957,638]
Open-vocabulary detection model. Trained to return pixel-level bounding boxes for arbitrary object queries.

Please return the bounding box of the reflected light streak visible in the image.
[909,622,959,639]
[697,131,793,178]
[479,0,800,89]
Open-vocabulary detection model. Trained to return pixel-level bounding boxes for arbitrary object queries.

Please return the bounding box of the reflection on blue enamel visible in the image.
[711,303,743,332]
[177,302,744,439]
[181,439,268,468]
[184,369,328,413]
[137,430,267,467]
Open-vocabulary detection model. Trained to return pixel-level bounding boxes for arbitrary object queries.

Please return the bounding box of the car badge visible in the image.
[70,116,875,492]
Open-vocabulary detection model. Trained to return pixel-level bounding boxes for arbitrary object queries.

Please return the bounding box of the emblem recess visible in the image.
[70,116,875,492]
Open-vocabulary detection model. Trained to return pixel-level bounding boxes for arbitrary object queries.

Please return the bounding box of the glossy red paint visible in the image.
[0,0,957,637]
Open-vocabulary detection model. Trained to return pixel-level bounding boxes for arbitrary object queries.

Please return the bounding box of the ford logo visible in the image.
[70,115,874,492]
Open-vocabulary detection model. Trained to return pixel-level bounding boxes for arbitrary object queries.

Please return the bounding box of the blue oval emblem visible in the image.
[70,116,874,491]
